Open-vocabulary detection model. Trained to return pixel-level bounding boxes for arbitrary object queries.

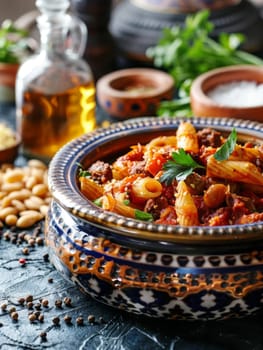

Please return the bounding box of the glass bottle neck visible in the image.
[37,13,71,58]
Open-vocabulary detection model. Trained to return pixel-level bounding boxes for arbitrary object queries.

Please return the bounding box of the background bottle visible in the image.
[16,0,96,162]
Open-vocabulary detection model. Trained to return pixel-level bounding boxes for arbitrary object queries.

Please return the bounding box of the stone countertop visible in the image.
[1,103,263,350]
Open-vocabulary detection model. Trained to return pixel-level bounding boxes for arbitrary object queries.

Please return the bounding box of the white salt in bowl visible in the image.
[190,65,263,121]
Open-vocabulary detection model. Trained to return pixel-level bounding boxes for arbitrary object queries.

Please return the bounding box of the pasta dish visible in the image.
[78,122,263,227]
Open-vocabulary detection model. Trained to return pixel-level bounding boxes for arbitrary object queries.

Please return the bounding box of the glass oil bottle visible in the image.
[16,0,96,162]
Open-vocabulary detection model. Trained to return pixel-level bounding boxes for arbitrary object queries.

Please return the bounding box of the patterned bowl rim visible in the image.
[48,116,263,245]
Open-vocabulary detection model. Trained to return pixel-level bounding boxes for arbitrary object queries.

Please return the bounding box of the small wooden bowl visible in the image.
[96,68,174,119]
[190,65,263,121]
[0,132,21,164]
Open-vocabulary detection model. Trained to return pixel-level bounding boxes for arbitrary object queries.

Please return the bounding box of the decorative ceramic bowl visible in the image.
[0,129,21,164]
[190,65,263,121]
[96,68,174,119]
[46,116,263,320]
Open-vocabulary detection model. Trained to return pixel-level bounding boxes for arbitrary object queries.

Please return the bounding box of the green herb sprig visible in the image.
[0,19,29,64]
[146,10,263,117]
[214,128,237,161]
[135,209,153,221]
[160,148,204,184]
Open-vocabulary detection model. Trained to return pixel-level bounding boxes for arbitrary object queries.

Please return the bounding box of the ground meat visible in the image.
[129,160,148,175]
[185,173,206,195]
[144,196,169,220]
[197,128,222,148]
[88,160,112,184]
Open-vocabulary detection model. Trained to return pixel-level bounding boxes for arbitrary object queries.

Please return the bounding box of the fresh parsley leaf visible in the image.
[214,128,237,161]
[123,199,130,205]
[160,149,204,184]
[135,210,153,221]
[77,162,91,177]
[93,197,103,207]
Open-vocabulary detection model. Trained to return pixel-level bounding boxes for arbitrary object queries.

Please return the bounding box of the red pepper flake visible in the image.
[19,258,27,266]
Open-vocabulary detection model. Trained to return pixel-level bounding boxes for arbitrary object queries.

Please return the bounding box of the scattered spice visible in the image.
[8,306,16,314]
[38,313,44,322]
[55,299,62,308]
[10,311,18,321]
[34,303,42,311]
[76,316,84,326]
[63,314,72,324]
[41,299,49,307]
[52,316,60,325]
[87,314,95,324]
[18,297,25,305]
[19,258,27,266]
[28,313,37,323]
[1,303,7,311]
[39,331,47,340]
[26,302,34,310]
[22,247,29,255]
[43,253,49,262]
[25,295,33,302]
[63,297,72,307]
[47,277,53,283]
[99,316,105,324]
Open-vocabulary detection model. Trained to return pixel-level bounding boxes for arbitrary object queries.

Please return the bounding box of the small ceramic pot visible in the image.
[96,68,174,119]
[46,116,263,320]
[190,65,263,121]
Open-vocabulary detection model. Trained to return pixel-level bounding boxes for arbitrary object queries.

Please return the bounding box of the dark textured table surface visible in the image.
[1,103,263,350]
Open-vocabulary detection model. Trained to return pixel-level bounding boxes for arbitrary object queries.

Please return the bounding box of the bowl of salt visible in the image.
[190,65,263,121]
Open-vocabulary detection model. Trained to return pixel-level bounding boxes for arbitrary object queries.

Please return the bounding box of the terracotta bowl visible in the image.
[47,116,263,320]
[96,68,174,119]
[190,65,263,121]
[0,131,21,164]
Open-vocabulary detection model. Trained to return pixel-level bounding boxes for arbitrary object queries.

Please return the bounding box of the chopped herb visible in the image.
[123,199,130,205]
[93,198,103,207]
[160,148,204,184]
[79,169,91,177]
[77,163,91,177]
[214,128,237,161]
[135,210,153,221]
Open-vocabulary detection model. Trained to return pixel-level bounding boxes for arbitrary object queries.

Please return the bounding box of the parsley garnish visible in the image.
[135,210,153,221]
[77,162,91,177]
[214,128,237,161]
[93,197,103,207]
[160,148,204,185]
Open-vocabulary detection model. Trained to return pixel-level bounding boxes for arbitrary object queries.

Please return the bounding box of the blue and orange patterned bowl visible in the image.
[96,68,174,119]
[46,117,263,320]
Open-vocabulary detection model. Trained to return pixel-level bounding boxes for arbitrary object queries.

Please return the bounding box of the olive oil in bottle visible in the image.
[16,0,96,162]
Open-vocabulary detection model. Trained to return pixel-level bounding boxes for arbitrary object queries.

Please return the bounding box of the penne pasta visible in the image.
[131,177,162,201]
[207,156,263,186]
[175,180,199,226]
[176,121,199,153]
[230,144,263,162]
[102,192,136,218]
[146,136,177,150]
[79,177,104,200]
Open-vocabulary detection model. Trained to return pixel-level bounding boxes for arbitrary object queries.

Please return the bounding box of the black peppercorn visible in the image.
[76,316,84,325]
[40,331,47,340]
[87,314,95,324]
[64,314,72,324]
[55,299,62,308]
[63,297,72,306]
[52,316,60,325]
